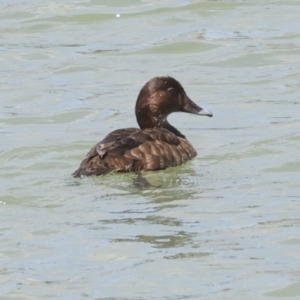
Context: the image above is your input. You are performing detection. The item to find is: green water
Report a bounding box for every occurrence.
[1,0,300,299]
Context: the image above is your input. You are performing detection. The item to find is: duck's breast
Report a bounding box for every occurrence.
[132,128,197,171]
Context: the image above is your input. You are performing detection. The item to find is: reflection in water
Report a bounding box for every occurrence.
[113,231,193,249]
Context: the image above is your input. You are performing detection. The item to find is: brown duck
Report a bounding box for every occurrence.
[72,76,212,177]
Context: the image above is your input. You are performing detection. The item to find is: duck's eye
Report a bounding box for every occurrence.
[167,87,176,94]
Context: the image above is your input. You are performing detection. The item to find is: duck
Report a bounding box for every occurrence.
[72,76,212,177]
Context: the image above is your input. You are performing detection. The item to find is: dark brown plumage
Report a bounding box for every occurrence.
[72,76,212,177]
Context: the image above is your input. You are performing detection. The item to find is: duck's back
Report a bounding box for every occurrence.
[72,127,197,177]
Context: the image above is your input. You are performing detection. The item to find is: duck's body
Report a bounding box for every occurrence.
[72,127,197,177]
[73,76,212,177]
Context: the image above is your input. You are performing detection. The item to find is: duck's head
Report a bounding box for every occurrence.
[135,76,213,130]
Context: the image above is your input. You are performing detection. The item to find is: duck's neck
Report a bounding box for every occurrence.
[136,106,186,139]
[163,121,186,139]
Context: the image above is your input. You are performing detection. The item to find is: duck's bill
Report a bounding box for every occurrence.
[197,107,213,117]
[183,95,213,117]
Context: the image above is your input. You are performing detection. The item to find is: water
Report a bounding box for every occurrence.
[1,0,300,299]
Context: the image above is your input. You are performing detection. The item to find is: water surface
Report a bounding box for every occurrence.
[1,0,300,299]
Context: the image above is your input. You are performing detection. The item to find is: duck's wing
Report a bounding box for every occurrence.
[72,128,197,177]
[72,128,139,177]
